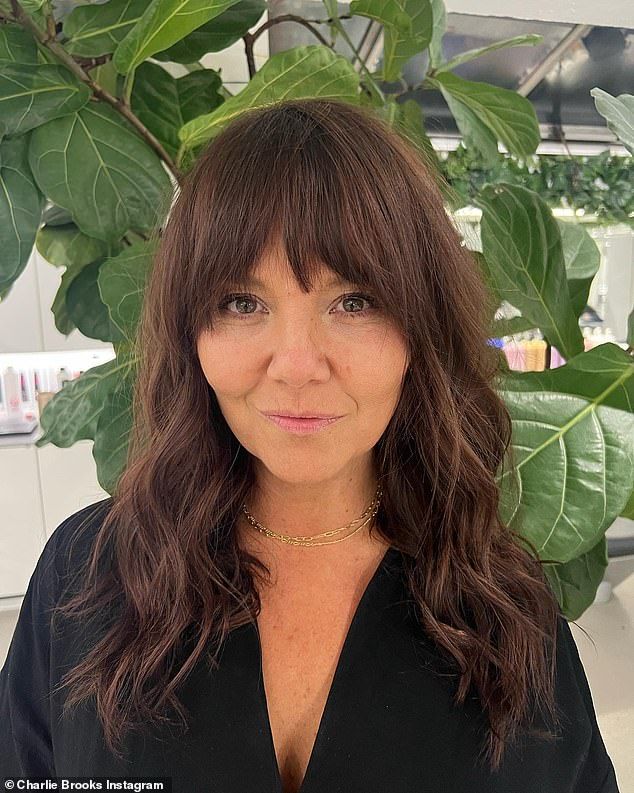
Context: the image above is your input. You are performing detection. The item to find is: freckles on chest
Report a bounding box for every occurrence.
[255,594,363,793]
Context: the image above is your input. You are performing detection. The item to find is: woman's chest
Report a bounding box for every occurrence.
[50,565,592,793]
[255,592,365,793]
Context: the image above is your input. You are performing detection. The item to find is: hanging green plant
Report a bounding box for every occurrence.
[440,145,633,226]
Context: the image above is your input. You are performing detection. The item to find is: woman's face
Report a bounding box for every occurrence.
[196,247,409,484]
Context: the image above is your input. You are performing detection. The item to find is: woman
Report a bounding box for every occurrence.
[0,98,619,792]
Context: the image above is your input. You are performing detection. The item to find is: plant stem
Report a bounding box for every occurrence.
[241,10,384,102]
[8,0,183,185]
[242,13,332,79]
[122,67,136,106]
[330,17,384,103]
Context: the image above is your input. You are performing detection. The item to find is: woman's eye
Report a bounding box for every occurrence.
[337,293,377,318]
[218,293,260,317]
[217,292,377,320]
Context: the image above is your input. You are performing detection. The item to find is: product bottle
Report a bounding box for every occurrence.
[57,367,71,389]
[2,366,22,415]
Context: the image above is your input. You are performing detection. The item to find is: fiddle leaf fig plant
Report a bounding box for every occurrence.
[0,0,632,619]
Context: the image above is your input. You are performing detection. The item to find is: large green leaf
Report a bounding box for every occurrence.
[382,0,433,82]
[36,222,110,268]
[501,342,634,412]
[41,203,73,226]
[98,239,156,340]
[621,487,634,521]
[0,2,47,35]
[590,88,634,154]
[43,229,124,334]
[435,34,542,74]
[153,0,266,63]
[557,220,600,320]
[474,183,584,360]
[348,0,413,35]
[113,0,243,74]
[62,0,152,58]
[66,257,127,342]
[0,135,45,296]
[28,102,173,242]
[0,22,39,64]
[485,219,601,338]
[492,315,538,338]
[350,0,433,82]
[442,96,499,167]
[93,369,135,493]
[179,45,361,150]
[131,62,223,158]
[543,536,609,620]
[90,61,122,96]
[498,343,634,563]
[427,0,446,69]
[35,355,135,446]
[428,71,540,158]
[0,64,91,136]
[51,256,92,335]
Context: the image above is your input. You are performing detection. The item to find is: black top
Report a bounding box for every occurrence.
[0,499,621,793]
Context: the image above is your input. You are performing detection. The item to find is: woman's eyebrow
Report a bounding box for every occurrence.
[236,275,354,290]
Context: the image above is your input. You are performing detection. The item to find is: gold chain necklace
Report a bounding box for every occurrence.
[240,483,383,547]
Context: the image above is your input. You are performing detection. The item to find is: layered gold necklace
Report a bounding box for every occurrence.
[240,483,383,547]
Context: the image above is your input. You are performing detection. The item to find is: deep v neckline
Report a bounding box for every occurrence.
[251,546,402,793]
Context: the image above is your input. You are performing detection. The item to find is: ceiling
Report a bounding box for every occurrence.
[267,2,633,148]
[401,15,633,145]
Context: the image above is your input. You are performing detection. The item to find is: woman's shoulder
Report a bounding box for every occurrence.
[40,497,115,603]
[550,613,620,792]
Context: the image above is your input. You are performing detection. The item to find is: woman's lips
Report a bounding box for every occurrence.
[262,413,343,434]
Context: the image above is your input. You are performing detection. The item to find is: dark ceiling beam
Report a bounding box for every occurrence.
[516,24,594,96]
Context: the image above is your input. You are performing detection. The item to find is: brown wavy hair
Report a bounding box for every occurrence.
[51,97,563,772]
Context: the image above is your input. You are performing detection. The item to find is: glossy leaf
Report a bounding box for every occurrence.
[66,258,127,342]
[63,0,152,58]
[0,135,45,296]
[131,62,223,157]
[475,183,584,360]
[51,257,92,335]
[351,0,433,82]
[348,0,413,35]
[492,315,538,338]
[621,487,634,521]
[93,367,136,493]
[35,355,135,447]
[98,239,156,340]
[591,88,634,154]
[179,45,360,149]
[36,222,110,268]
[0,64,91,136]
[28,102,173,242]
[153,0,266,63]
[90,61,122,96]
[0,23,39,64]
[428,71,540,158]
[435,34,542,74]
[498,343,634,563]
[427,0,446,69]
[442,94,499,167]
[382,0,432,82]
[557,220,600,319]
[113,0,242,74]
[41,204,73,226]
[543,536,608,620]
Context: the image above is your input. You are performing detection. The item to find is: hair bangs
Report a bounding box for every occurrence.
[180,101,417,344]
